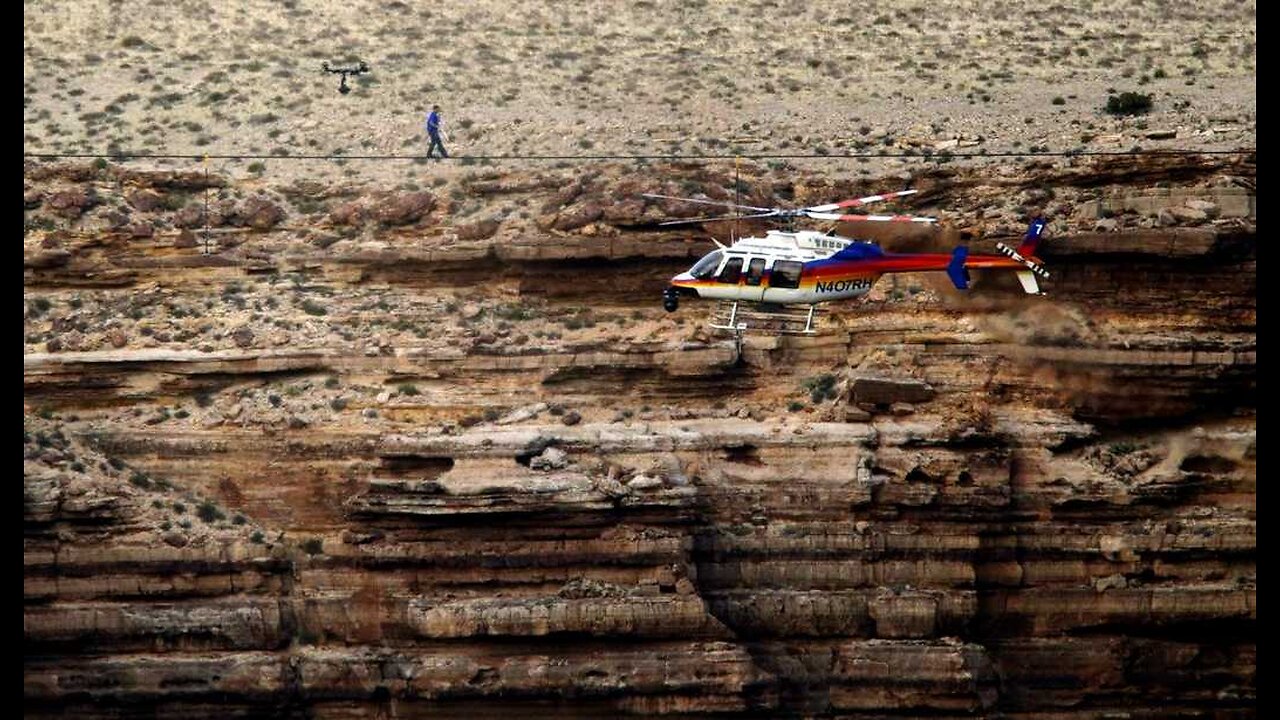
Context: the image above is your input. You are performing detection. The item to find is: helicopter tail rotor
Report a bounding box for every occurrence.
[994,217,1051,287]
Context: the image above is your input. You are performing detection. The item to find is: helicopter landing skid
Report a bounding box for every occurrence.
[709,301,819,336]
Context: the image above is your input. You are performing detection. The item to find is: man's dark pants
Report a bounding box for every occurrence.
[427,133,448,158]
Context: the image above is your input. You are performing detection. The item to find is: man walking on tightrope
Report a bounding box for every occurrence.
[425,105,448,159]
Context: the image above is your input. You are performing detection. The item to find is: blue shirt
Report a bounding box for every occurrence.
[426,111,441,135]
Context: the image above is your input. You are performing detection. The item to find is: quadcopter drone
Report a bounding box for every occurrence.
[321,61,370,95]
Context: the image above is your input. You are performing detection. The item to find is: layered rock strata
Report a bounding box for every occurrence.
[25,157,1255,717]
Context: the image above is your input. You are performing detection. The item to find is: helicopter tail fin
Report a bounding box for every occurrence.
[993,217,1050,294]
[946,246,971,290]
[1014,270,1041,295]
[1016,217,1048,257]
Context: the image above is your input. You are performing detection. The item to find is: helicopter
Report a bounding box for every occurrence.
[645,190,1050,333]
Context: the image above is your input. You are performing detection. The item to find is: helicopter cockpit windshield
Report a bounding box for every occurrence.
[688,250,724,279]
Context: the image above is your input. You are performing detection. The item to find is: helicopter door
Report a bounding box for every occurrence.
[763,259,802,302]
[741,257,767,301]
[717,256,744,284]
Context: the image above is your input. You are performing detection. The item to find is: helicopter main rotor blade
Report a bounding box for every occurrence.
[804,189,918,213]
[659,211,779,226]
[805,211,937,223]
[641,193,775,213]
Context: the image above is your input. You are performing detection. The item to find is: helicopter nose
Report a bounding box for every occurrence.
[671,272,694,284]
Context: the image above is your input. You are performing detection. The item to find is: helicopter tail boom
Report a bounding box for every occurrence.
[947,218,1050,294]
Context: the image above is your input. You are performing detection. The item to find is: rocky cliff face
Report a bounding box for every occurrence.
[24,156,1255,717]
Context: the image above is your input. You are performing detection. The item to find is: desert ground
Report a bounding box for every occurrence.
[25,0,1254,174]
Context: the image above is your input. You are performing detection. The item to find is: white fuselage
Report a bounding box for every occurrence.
[670,230,882,305]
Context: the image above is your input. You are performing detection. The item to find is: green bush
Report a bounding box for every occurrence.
[197,501,225,523]
[1104,92,1152,116]
[1109,441,1140,456]
[802,374,839,403]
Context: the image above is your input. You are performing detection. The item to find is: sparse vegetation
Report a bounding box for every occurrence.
[1104,91,1153,116]
[802,374,839,404]
[1108,441,1140,456]
[196,500,225,523]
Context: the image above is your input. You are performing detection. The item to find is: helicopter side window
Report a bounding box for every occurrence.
[770,260,802,289]
[688,250,724,279]
[745,257,766,286]
[717,256,744,284]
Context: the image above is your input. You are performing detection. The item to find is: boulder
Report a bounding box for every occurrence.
[601,198,646,224]
[1168,205,1207,223]
[329,201,365,226]
[851,377,935,406]
[1184,199,1220,219]
[46,188,97,218]
[374,191,435,225]
[126,189,164,212]
[455,219,500,241]
[530,446,569,471]
[231,326,255,348]
[174,229,199,248]
[174,204,205,228]
[552,201,605,231]
[241,197,285,230]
